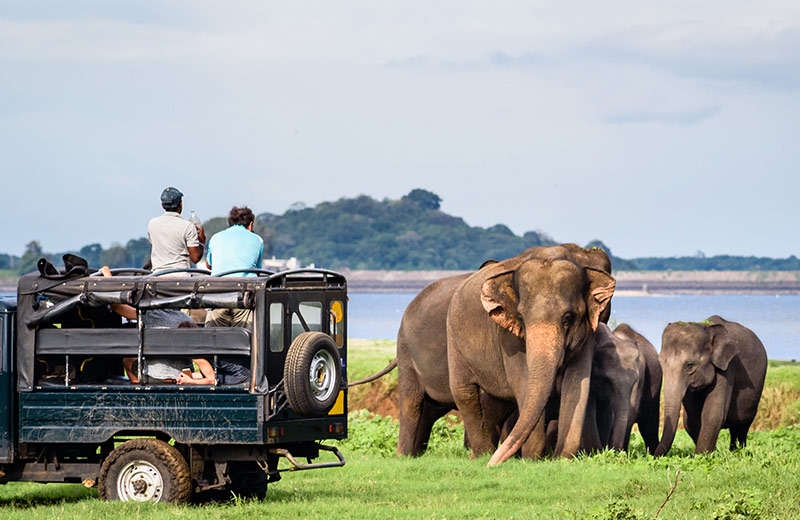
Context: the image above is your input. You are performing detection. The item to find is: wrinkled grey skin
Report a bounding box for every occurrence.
[447,250,615,466]
[396,273,470,456]
[395,244,612,457]
[583,323,662,454]
[655,315,767,456]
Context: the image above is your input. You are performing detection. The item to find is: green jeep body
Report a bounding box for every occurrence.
[0,266,348,501]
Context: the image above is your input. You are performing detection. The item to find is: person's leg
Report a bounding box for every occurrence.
[205,308,233,327]
[231,309,253,329]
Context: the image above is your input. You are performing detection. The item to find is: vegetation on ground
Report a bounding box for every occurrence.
[3,339,797,518]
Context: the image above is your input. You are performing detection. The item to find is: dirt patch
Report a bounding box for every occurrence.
[349,377,399,418]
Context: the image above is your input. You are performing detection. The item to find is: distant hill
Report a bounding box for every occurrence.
[3,188,799,273]
[257,189,558,270]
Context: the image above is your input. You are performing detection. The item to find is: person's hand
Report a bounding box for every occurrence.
[197,226,206,244]
[99,266,112,278]
[177,372,193,385]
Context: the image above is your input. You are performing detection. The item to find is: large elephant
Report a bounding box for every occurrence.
[583,323,661,454]
[395,244,612,457]
[396,272,470,455]
[655,315,767,456]
[447,251,616,466]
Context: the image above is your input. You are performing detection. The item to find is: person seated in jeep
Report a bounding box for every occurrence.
[127,321,249,385]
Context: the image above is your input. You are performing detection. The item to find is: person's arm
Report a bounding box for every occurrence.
[186,222,205,264]
[189,245,204,264]
[177,358,216,385]
[100,266,138,320]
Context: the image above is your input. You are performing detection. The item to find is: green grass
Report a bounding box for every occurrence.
[347,338,396,381]
[1,340,798,518]
[2,428,798,519]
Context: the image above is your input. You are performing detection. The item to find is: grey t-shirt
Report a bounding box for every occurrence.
[147,211,200,273]
[142,309,194,328]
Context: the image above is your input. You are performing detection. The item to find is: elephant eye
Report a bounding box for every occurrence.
[562,312,575,328]
[684,362,696,372]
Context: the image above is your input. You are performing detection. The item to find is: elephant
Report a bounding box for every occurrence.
[396,272,470,456]
[655,315,767,456]
[583,323,662,454]
[447,251,616,466]
[394,244,612,457]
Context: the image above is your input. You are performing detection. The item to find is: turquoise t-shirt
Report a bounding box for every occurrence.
[207,225,264,277]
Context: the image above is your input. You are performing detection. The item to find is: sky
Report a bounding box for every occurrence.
[1,1,798,260]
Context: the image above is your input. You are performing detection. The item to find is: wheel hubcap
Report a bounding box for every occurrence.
[309,349,336,402]
[117,460,164,502]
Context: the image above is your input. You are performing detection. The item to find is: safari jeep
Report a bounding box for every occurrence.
[0,260,348,503]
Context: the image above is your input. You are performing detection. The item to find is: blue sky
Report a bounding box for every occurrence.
[1,1,798,259]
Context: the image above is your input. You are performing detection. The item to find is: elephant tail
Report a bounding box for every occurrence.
[348,359,398,387]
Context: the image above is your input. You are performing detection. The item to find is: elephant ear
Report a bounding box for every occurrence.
[480,270,523,338]
[709,323,739,371]
[585,268,616,331]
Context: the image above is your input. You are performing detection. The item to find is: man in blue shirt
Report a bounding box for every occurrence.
[205,206,264,328]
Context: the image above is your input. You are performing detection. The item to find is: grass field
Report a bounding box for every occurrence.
[1,339,798,519]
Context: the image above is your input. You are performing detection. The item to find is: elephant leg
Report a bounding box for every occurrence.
[581,396,602,454]
[608,400,632,451]
[397,361,428,456]
[695,374,734,454]
[729,422,751,450]
[413,397,451,454]
[682,399,701,445]
[545,419,558,454]
[637,404,661,455]
[520,416,546,459]
[450,350,495,457]
[594,397,612,448]
[480,393,516,449]
[554,340,594,458]
[637,412,660,455]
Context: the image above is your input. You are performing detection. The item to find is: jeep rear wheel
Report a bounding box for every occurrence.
[284,332,342,416]
[98,438,192,504]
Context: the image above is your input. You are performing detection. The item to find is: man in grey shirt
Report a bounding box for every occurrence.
[147,187,206,273]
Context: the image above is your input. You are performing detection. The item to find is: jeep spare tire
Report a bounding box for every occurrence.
[284,332,342,417]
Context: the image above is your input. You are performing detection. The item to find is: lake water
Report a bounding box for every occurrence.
[3,291,797,360]
[348,292,800,361]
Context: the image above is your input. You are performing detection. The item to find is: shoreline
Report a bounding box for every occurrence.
[4,269,800,295]
[342,269,800,294]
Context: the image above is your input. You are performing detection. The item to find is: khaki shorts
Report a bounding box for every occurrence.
[205,308,253,328]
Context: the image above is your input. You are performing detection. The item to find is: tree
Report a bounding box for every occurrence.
[100,246,130,268]
[25,241,43,256]
[18,241,46,275]
[79,243,104,267]
[403,189,442,210]
[202,217,228,242]
[125,238,151,269]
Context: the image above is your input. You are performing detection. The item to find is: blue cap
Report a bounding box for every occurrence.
[160,187,183,209]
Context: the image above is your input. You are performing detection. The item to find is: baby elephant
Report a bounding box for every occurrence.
[583,323,662,454]
[656,315,767,456]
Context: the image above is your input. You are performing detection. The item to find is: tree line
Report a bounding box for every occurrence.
[2,189,799,273]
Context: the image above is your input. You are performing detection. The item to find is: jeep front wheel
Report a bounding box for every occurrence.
[284,332,342,416]
[98,438,192,504]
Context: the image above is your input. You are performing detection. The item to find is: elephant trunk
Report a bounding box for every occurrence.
[488,323,560,467]
[655,377,686,456]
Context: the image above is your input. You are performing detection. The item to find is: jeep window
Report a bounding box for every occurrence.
[330,300,344,347]
[269,302,284,353]
[291,301,323,342]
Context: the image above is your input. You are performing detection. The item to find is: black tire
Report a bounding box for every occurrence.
[284,331,342,417]
[98,438,192,504]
